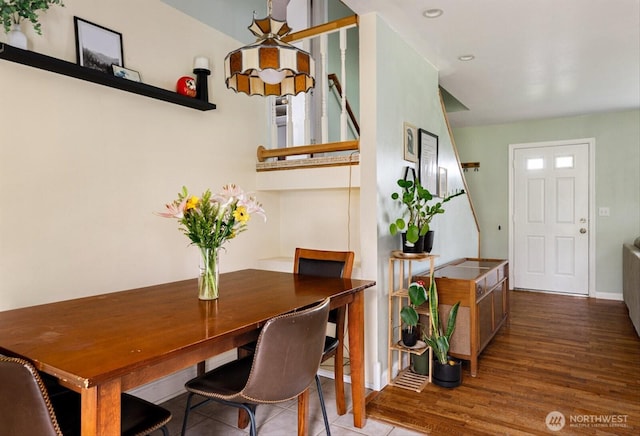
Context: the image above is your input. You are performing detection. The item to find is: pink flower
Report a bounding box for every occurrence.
[156,198,186,219]
[239,196,267,222]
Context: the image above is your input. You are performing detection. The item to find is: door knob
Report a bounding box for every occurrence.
[580,228,587,234]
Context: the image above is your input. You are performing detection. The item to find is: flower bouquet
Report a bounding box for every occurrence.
[157,184,266,300]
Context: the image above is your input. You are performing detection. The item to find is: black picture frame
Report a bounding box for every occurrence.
[74,17,123,74]
[403,122,418,163]
[418,128,438,195]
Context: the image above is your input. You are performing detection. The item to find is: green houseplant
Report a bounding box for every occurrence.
[422,277,462,387]
[400,281,428,346]
[389,177,465,251]
[1,0,64,35]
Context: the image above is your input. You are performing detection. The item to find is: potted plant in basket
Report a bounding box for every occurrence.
[400,281,428,347]
[422,278,462,387]
[389,177,465,253]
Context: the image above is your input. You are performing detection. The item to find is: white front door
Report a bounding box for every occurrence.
[511,141,591,294]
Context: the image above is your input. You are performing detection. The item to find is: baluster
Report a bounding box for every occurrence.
[340,28,347,141]
[271,96,278,149]
[320,33,329,144]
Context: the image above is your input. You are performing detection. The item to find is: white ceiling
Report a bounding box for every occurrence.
[342,0,640,127]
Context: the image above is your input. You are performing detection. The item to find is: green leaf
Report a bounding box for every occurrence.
[400,306,418,327]
[445,302,461,339]
[406,225,419,243]
[408,283,427,307]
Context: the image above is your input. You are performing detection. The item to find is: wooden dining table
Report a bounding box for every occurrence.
[0,269,375,435]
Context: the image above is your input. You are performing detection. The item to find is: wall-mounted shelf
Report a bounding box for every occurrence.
[0,43,216,111]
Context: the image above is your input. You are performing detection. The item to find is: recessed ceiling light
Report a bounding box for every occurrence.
[458,55,475,61]
[423,9,443,18]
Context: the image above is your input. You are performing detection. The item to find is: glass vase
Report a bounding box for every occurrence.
[198,247,219,300]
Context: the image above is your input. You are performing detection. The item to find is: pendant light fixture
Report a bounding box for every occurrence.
[224,0,315,96]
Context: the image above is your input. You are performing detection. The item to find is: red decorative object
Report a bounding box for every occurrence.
[176,76,197,97]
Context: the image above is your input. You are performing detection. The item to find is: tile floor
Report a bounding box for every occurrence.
[155,376,424,436]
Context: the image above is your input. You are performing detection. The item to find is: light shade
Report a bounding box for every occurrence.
[224,15,315,96]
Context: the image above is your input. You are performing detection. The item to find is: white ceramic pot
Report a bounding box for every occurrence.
[8,24,28,50]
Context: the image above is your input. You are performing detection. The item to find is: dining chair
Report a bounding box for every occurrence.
[181,298,331,436]
[237,247,355,430]
[294,247,355,418]
[0,356,172,436]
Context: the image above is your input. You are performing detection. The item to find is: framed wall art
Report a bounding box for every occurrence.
[112,65,141,82]
[438,167,448,197]
[74,17,124,74]
[403,122,418,163]
[418,128,438,194]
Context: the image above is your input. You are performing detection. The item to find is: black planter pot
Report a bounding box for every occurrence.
[401,233,425,253]
[423,230,435,253]
[432,357,462,388]
[401,328,419,347]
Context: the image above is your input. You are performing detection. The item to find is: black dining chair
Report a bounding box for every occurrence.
[0,355,171,436]
[181,298,331,436]
[237,248,355,431]
[293,248,355,418]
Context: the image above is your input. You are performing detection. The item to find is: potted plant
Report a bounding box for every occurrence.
[422,277,462,387]
[1,0,64,48]
[399,281,427,347]
[389,177,465,253]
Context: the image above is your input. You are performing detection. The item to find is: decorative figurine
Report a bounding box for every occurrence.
[176,76,196,97]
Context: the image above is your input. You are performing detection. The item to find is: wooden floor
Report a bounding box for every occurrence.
[366,290,640,435]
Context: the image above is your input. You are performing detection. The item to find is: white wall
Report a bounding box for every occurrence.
[0,0,276,311]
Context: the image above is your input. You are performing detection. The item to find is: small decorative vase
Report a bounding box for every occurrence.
[8,24,28,50]
[198,246,219,300]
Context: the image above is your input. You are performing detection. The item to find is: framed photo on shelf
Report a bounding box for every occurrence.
[112,65,141,82]
[403,122,418,163]
[419,128,438,195]
[438,167,448,197]
[74,17,124,74]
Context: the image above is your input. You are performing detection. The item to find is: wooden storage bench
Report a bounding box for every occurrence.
[413,258,509,376]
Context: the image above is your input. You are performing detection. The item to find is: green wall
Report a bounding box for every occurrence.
[454,109,640,297]
[360,13,478,382]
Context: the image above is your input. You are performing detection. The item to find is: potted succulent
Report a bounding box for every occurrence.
[422,277,462,387]
[389,177,465,253]
[1,0,64,48]
[400,281,427,347]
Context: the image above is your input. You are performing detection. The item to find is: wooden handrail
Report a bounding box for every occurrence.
[328,73,360,135]
[257,140,359,162]
[283,15,358,43]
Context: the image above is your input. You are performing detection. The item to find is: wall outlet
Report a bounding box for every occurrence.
[599,207,610,216]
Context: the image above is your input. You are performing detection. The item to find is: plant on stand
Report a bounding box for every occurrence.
[389,177,465,253]
[400,281,427,347]
[1,0,64,49]
[422,277,462,387]
[157,185,266,300]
